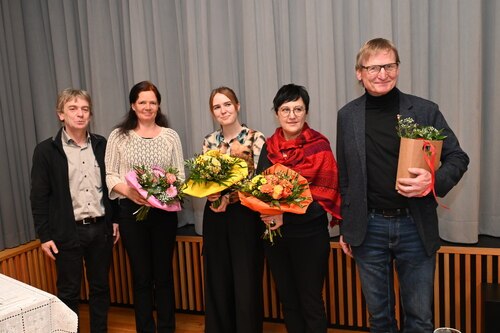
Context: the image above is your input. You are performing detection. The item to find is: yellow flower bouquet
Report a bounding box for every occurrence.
[183,150,248,206]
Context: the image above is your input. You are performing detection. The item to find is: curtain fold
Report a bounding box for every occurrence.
[0,0,497,250]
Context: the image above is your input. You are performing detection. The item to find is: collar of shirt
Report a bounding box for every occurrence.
[61,127,90,148]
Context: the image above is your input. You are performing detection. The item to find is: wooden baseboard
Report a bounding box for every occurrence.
[1,237,499,331]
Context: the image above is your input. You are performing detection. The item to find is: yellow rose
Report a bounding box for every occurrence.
[211,158,221,168]
[272,185,283,199]
[206,150,220,157]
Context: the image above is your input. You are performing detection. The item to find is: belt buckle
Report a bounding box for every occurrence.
[82,218,93,225]
[382,210,398,218]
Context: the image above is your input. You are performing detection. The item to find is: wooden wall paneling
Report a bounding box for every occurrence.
[335,249,346,326]
[2,238,500,332]
[184,241,195,310]
[346,251,354,326]
[434,253,441,327]
[192,241,203,311]
[453,254,461,332]
[444,253,451,326]
[475,253,482,333]
[465,253,472,333]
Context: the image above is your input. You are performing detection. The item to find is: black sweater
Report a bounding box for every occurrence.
[365,88,408,209]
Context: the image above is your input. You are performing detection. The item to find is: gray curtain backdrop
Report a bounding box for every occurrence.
[0,0,498,250]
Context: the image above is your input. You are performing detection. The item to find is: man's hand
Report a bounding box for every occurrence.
[396,167,432,197]
[339,235,353,257]
[112,223,120,244]
[41,240,58,260]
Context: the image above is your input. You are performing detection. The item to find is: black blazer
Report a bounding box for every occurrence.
[336,89,469,256]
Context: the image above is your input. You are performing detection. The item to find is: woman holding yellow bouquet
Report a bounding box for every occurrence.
[201,87,266,333]
[257,84,342,333]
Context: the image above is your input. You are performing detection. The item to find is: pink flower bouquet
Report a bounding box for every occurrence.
[125,165,183,221]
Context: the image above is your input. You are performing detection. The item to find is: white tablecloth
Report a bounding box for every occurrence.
[0,274,77,333]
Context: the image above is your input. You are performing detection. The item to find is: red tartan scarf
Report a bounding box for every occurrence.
[266,123,341,220]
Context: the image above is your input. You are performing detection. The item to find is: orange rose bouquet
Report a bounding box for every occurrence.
[238,163,312,244]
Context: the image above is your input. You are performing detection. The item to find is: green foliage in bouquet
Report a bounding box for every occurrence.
[396,115,447,141]
[184,150,246,187]
[134,165,184,205]
[239,171,310,209]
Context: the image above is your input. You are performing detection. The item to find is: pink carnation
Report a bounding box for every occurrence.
[166,185,178,197]
[152,166,165,178]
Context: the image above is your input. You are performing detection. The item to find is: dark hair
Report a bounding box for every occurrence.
[272,83,309,114]
[116,81,168,134]
[209,86,240,112]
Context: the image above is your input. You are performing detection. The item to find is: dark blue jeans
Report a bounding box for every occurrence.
[352,212,435,333]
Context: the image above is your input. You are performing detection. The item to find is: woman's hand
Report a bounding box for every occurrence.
[126,187,150,206]
[207,192,221,202]
[112,183,149,206]
[260,214,283,231]
[209,194,229,212]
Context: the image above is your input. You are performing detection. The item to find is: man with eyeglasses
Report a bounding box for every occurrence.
[336,38,469,332]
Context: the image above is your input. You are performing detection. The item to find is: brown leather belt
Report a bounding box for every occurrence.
[368,208,410,218]
[75,216,104,225]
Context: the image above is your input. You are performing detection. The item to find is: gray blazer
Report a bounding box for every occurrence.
[336,89,469,256]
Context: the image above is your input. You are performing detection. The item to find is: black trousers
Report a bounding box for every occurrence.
[118,199,178,333]
[203,202,264,333]
[55,221,113,333]
[264,222,330,333]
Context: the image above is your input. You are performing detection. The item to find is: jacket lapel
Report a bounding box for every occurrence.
[398,91,416,119]
[351,95,367,185]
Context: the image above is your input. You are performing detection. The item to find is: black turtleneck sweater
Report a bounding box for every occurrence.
[365,88,408,209]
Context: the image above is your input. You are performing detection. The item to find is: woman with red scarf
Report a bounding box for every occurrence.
[256,84,341,333]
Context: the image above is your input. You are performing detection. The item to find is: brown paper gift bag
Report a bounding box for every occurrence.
[396,138,443,186]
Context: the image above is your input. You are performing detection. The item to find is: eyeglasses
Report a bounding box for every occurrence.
[361,62,399,75]
[278,106,306,117]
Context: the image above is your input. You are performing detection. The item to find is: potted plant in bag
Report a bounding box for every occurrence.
[396,115,447,187]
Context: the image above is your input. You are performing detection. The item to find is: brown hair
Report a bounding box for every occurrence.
[56,88,92,117]
[209,87,240,113]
